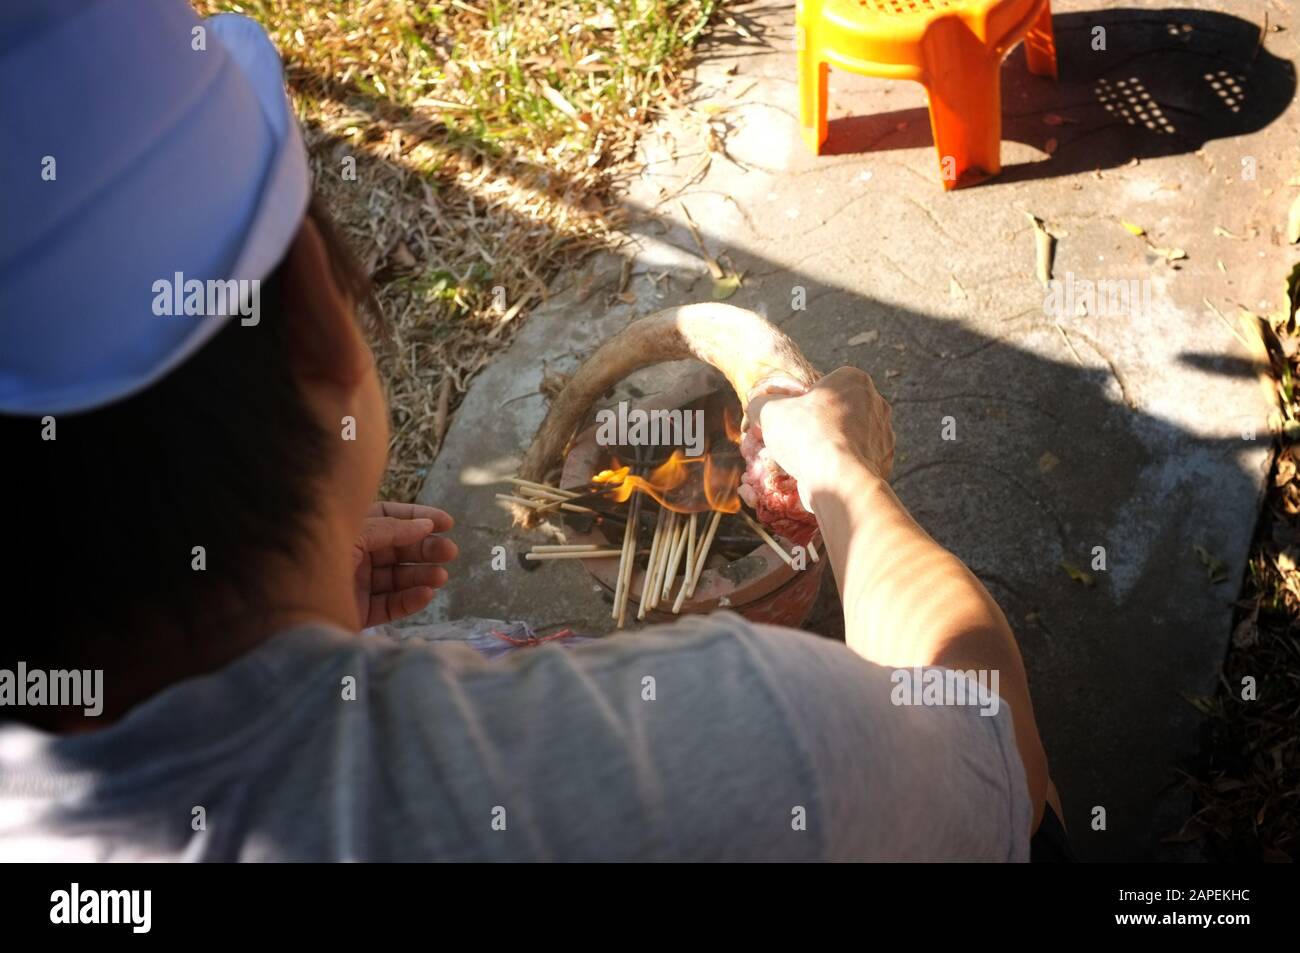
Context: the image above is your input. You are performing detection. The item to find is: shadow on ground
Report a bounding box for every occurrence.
[614,200,1271,860]
[340,1,1292,861]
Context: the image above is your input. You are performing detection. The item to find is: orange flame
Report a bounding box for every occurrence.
[594,450,740,514]
[723,405,741,444]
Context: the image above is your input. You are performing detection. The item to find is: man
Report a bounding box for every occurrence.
[0,0,1065,860]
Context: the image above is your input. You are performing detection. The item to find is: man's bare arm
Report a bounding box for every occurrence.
[756,369,1050,831]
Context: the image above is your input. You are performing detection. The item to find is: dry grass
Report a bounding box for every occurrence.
[1176,263,1300,862]
[193,0,721,499]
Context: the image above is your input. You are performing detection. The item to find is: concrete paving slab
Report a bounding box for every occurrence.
[418,0,1300,859]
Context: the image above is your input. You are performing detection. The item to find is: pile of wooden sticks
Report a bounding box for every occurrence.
[499,476,816,628]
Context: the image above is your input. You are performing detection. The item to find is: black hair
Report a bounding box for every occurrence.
[4,197,376,663]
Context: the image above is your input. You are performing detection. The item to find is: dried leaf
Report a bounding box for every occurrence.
[1231,614,1259,649]
[711,273,741,300]
[1195,544,1229,584]
[1060,560,1095,587]
[391,241,417,268]
[1275,456,1296,487]
[433,377,452,446]
[1024,212,1056,286]
[1180,691,1218,716]
[539,83,580,121]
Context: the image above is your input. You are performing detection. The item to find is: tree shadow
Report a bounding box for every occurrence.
[309,48,1277,855]
[813,7,1294,184]
[572,180,1273,861]
[176,21,1282,862]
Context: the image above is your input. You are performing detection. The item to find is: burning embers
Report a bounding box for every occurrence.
[501,391,820,628]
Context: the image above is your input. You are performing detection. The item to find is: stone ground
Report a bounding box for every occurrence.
[416,0,1300,859]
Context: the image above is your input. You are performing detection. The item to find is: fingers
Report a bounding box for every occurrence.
[366,585,436,627]
[369,563,450,596]
[366,501,454,532]
[358,516,459,567]
[391,533,458,566]
[358,516,435,558]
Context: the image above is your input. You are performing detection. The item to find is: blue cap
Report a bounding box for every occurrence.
[0,0,310,414]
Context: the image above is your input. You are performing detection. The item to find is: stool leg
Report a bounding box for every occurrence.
[1024,0,1058,80]
[923,49,1002,189]
[797,24,828,154]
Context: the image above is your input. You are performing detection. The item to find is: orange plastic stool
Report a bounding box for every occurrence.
[797,0,1057,188]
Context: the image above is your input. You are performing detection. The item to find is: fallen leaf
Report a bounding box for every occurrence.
[1194,544,1229,584]
[1060,561,1095,587]
[847,329,879,347]
[1180,692,1218,717]
[1275,455,1296,486]
[1121,220,1146,236]
[1024,212,1056,286]
[391,241,416,268]
[711,273,741,300]
[433,377,452,446]
[540,83,580,121]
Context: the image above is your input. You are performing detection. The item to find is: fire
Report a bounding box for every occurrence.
[593,449,740,514]
[723,405,742,444]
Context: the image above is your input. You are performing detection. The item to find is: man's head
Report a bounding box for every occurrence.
[5,199,390,660]
[2,5,392,660]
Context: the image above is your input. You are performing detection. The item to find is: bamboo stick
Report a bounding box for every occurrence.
[531,544,602,552]
[507,477,579,499]
[495,493,595,516]
[650,511,679,610]
[638,506,668,620]
[615,490,644,627]
[661,513,687,601]
[686,513,696,580]
[611,503,635,621]
[740,511,794,568]
[525,550,625,560]
[671,513,698,614]
[685,509,723,599]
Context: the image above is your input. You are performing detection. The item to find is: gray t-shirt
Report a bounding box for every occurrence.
[0,613,1030,861]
